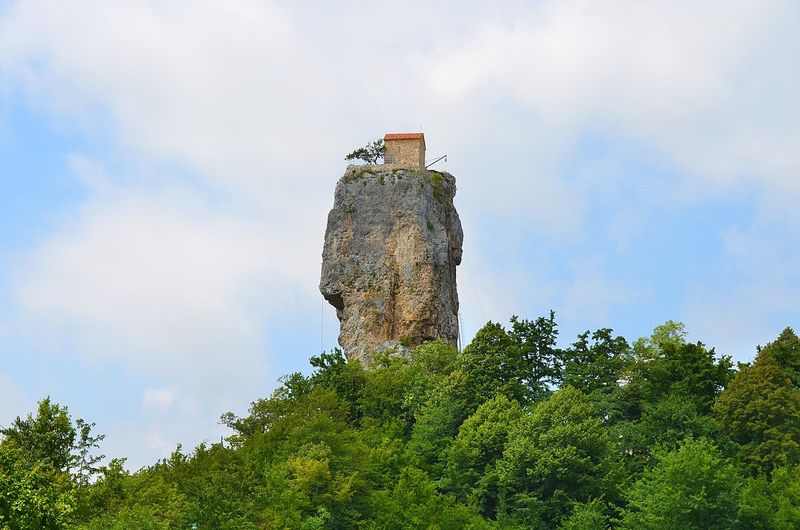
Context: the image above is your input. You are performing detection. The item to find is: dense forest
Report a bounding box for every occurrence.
[2,315,800,529]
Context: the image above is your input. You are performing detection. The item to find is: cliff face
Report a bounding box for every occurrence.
[320,165,463,364]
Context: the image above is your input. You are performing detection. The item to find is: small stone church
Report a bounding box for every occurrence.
[383,132,426,169]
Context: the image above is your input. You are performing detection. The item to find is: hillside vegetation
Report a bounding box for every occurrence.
[2,315,800,529]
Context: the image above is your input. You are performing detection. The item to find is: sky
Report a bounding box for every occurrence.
[1,0,799,469]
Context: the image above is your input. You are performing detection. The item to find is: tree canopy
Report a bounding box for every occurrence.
[344,139,385,164]
[2,319,798,529]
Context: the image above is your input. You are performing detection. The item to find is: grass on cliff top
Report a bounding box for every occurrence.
[340,166,451,203]
[342,164,427,182]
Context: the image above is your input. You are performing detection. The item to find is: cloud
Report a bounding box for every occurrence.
[0,0,440,194]
[5,0,794,320]
[11,172,312,466]
[145,432,173,454]
[67,154,110,192]
[14,179,311,384]
[423,0,800,201]
[3,1,797,225]
[0,372,28,424]
[142,386,178,415]
[681,219,800,361]
[1,0,799,465]
[561,254,649,326]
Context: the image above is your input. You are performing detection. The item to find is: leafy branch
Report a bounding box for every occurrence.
[345,138,384,164]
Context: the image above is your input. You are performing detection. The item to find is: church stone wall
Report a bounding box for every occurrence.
[384,138,425,168]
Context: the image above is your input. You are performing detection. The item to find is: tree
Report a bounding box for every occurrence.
[662,341,733,414]
[619,322,732,420]
[359,354,418,429]
[618,438,741,530]
[345,139,384,164]
[407,324,522,472]
[0,442,76,529]
[759,327,800,387]
[714,351,800,475]
[1,397,77,472]
[497,386,611,527]
[0,397,105,483]
[563,328,629,421]
[455,314,562,409]
[362,467,491,530]
[633,320,688,353]
[616,391,716,475]
[738,464,800,529]
[508,312,562,400]
[407,369,471,474]
[441,395,524,517]
[309,349,367,425]
[0,398,105,529]
[458,321,523,406]
[29,316,800,527]
[402,340,460,417]
[559,499,608,530]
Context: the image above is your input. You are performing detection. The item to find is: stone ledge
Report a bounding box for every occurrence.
[343,163,424,181]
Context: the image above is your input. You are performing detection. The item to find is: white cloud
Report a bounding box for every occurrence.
[67,154,110,192]
[14,180,311,383]
[142,386,178,415]
[0,372,28,424]
[103,407,231,469]
[682,220,800,362]
[1,0,799,465]
[11,176,306,466]
[561,254,649,327]
[423,0,800,201]
[145,432,173,454]
[0,0,440,196]
[3,1,797,222]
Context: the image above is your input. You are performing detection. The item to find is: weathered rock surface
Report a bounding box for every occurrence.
[320,165,463,364]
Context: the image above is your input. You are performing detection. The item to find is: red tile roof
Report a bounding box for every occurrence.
[384,133,424,140]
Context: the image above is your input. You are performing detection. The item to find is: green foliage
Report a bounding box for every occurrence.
[606,322,734,481]
[360,354,417,427]
[498,386,611,527]
[428,171,444,184]
[363,467,492,529]
[738,464,800,529]
[563,328,629,420]
[617,323,733,423]
[0,397,105,529]
[508,312,562,399]
[309,348,367,424]
[78,505,173,530]
[632,319,687,355]
[663,341,734,413]
[427,171,446,201]
[454,314,561,409]
[411,339,460,375]
[759,327,800,386]
[0,442,75,529]
[559,499,608,530]
[6,318,800,528]
[459,321,524,405]
[618,438,740,530]
[345,138,384,164]
[714,350,800,475]
[78,469,191,529]
[407,371,470,473]
[616,391,717,475]
[441,395,524,516]
[564,329,628,395]
[2,398,85,474]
